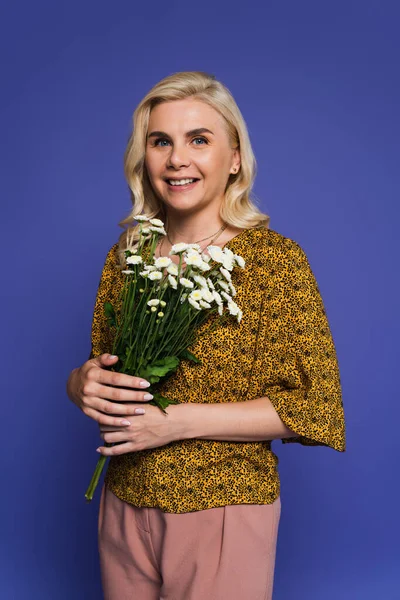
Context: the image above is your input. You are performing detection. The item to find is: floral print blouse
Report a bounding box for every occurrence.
[88,226,346,513]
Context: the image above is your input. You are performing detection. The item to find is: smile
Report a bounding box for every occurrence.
[165,178,200,191]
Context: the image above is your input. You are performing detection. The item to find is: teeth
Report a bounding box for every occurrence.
[168,178,196,186]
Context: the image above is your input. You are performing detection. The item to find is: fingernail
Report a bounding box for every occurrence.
[144,393,153,400]
[139,380,151,387]
[96,448,102,453]
[109,355,118,359]
[120,419,131,425]
[135,408,145,415]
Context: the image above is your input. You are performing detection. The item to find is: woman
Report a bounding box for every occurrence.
[67,71,346,600]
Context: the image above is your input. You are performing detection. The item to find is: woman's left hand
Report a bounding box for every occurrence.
[96,403,187,456]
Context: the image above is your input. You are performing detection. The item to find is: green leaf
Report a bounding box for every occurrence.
[151,394,180,412]
[104,302,116,327]
[179,348,202,364]
[139,356,180,382]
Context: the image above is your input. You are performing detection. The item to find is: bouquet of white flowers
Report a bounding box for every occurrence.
[85,215,245,501]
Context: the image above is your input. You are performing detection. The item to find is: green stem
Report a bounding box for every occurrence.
[84,442,112,502]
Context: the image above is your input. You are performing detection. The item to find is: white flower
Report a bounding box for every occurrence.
[180,277,194,289]
[196,261,210,272]
[139,270,149,278]
[149,226,167,235]
[189,289,203,302]
[144,265,157,271]
[188,298,202,310]
[160,300,166,307]
[207,245,225,264]
[141,227,151,235]
[170,243,189,254]
[187,243,202,251]
[221,291,232,303]
[157,311,164,317]
[184,252,203,267]
[147,299,160,307]
[229,282,237,296]
[206,277,215,291]
[126,255,143,265]
[148,271,163,281]
[222,248,235,271]
[219,267,232,282]
[154,256,172,268]
[199,300,212,309]
[135,215,149,222]
[200,288,214,303]
[201,252,211,263]
[166,262,179,276]
[149,218,165,227]
[193,274,208,288]
[227,300,240,316]
[216,279,230,293]
[237,309,243,323]
[222,257,234,271]
[122,269,134,274]
[218,304,223,315]
[180,292,188,303]
[234,253,245,268]
[212,290,223,306]
[150,306,157,312]
[168,274,177,289]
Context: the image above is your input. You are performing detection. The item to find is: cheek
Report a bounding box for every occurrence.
[144,152,161,179]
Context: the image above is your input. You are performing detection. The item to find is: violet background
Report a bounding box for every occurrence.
[1,0,399,598]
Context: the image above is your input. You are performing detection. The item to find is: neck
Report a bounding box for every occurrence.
[164,212,226,244]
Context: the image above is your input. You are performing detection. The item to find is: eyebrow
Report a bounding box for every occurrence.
[147,127,214,140]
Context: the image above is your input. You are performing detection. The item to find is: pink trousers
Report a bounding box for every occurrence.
[98,484,281,600]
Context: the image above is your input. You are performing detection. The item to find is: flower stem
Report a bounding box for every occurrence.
[84,443,112,502]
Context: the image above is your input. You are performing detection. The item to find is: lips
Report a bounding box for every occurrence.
[165,179,200,191]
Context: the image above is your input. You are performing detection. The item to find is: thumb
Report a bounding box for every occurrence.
[97,353,119,366]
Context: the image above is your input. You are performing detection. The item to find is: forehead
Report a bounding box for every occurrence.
[148,98,225,132]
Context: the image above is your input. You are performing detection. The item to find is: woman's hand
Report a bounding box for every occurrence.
[96,402,188,456]
[66,354,154,427]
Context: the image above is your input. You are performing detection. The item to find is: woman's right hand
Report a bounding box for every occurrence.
[66,354,154,427]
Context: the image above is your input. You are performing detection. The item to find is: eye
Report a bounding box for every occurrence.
[152,136,209,147]
[192,136,208,145]
[153,138,170,147]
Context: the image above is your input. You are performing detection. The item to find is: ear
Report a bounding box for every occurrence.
[230,147,241,174]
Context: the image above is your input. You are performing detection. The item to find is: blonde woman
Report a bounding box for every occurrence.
[67,71,346,600]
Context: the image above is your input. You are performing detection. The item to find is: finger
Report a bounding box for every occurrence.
[84,397,150,419]
[100,409,146,432]
[92,382,154,403]
[89,353,119,368]
[95,368,151,391]
[96,441,135,456]
[84,406,135,427]
[102,430,133,444]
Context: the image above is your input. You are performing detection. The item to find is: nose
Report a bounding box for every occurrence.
[166,141,191,169]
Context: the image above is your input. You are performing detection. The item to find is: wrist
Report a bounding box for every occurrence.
[166,402,197,441]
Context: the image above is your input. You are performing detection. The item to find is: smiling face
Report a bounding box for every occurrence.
[144,98,240,220]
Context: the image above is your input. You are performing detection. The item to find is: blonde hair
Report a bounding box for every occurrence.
[117,70,270,266]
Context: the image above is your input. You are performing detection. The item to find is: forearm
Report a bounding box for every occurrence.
[172,396,299,442]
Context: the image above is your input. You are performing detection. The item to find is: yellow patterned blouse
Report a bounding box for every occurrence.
[89,226,346,513]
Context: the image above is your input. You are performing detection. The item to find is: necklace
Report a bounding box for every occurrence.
[166,223,226,246]
[157,222,228,258]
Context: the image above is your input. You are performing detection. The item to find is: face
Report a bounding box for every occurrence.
[144,98,240,218]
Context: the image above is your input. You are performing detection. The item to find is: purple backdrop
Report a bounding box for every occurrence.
[2,0,399,598]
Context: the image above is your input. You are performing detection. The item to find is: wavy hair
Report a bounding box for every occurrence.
[117,71,270,266]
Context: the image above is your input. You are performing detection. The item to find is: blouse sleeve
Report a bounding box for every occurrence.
[88,243,121,361]
[260,239,346,452]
